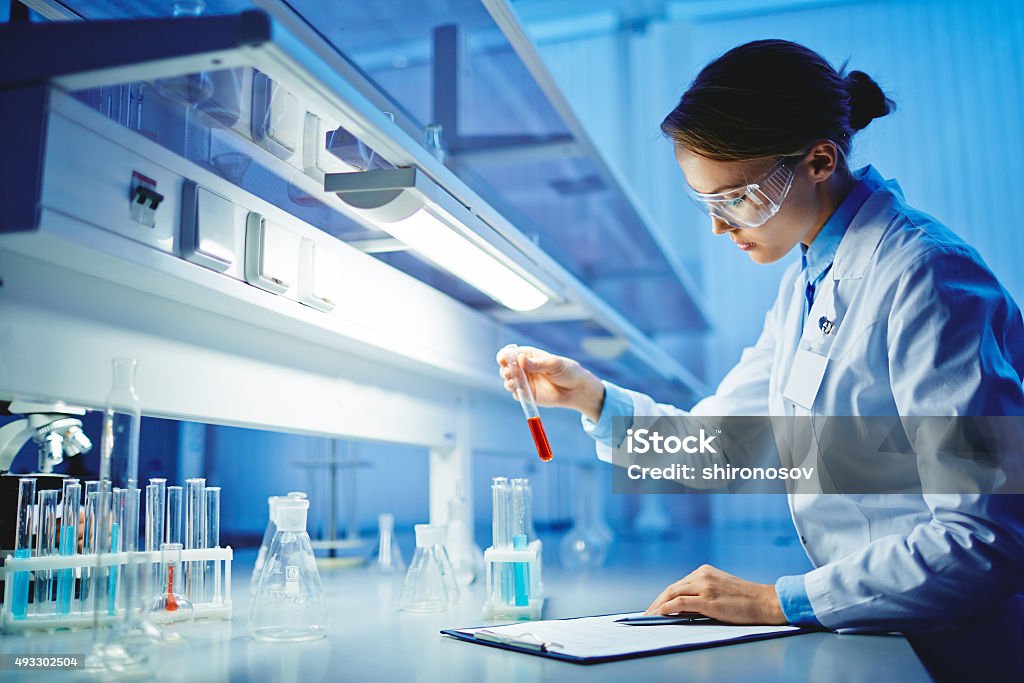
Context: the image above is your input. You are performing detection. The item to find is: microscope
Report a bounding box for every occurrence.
[0,400,94,557]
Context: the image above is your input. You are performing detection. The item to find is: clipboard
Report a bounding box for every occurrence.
[442,612,811,664]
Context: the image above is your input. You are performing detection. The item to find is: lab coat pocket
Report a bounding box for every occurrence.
[783,347,829,410]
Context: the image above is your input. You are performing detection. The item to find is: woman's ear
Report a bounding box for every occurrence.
[806,140,839,181]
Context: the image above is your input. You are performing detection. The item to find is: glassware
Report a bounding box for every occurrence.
[34,489,58,616]
[251,492,306,596]
[90,357,160,672]
[445,488,483,587]
[166,485,183,545]
[249,497,328,642]
[11,477,36,619]
[399,524,459,612]
[204,486,221,605]
[184,478,206,602]
[559,465,610,570]
[80,490,100,614]
[57,481,82,614]
[148,542,194,634]
[498,344,554,461]
[146,479,166,600]
[370,513,406,574]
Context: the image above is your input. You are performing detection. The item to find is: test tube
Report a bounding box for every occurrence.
[146,479,167,598]
[85,480,99,497]
[91,481,112,627]
[512,478,536,541]
[57,482,82,614]
[12,478,36,619]
[184,478,206,602]
[491,477,514,606]
[80,490,99,614]
[122,487,142,620]
[34,489,59,616]
[108,488,125,615]
[166,485,183,545]
[204,486,221,605]
[499,344,554,462]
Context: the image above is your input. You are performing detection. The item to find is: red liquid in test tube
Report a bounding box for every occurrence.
[527,416,553,462]
[501,344,555,462]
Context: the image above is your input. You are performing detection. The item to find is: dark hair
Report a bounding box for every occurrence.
[660,40,895,161]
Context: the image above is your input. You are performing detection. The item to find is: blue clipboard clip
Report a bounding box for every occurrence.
[475,629,564,653]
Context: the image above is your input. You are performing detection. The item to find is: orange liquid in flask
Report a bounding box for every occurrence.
[165,564,178,612]
[528,416,554,462]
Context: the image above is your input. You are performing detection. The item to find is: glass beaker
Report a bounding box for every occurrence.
[249,497,328,642]
[399,524,459,612]
[370,513,406,574]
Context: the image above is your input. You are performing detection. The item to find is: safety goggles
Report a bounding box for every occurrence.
[689,156,798,229]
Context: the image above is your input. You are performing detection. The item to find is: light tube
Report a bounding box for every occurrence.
[386,209,548,312]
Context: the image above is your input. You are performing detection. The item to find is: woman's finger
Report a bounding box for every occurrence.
[655,595,703,616]
[645,578,695,615]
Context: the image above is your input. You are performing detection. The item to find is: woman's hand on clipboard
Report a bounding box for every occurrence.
[644,564,788,625]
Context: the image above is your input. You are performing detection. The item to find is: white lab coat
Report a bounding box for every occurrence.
[595,167,1024,629]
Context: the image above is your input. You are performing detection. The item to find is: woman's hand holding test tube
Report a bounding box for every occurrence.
[496,346,606,423]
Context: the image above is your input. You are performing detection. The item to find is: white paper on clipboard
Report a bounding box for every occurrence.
[449,613,799,660]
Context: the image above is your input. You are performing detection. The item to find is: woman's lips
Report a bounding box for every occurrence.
[734,240,756,251]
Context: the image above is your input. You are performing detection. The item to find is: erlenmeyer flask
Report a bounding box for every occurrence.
[249,497,328,642]
[370,513,406,574]
[399,525,459,612]
[251,492,306,596]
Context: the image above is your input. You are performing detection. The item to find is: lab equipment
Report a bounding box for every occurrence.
[146,479,166,596]
[34,489,58,616]
[399,524,459,613]
[167,485,183,545]
[444,488,483,586]
[184,478,206,602]
[11,477,36,619]
[0,401,92,474]
[104,358,141,491]
[80,489,99,613]
[108,487,125,615]
[148,543,193,630]
[559,464,610,570]
[249,496,328,642]
[251,491,307,595]
[483,477,543,620]
[370,513,405,574]
[498,344,554,461]
[204,486,221,605]
[57,481,81,614]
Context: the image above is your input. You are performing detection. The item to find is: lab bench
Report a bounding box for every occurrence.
[0,536,934,683]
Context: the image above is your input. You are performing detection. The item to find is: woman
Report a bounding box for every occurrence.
[496,40,1024,631]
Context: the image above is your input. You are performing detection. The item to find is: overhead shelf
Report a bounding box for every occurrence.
[5,0,708,403]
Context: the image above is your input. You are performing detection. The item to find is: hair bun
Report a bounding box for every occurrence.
[844,70,894,131]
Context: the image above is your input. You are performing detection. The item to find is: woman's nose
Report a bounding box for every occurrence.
[710,215,735,235]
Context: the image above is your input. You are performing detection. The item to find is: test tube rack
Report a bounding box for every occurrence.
[482,539,544,621]
[0,547,233,633]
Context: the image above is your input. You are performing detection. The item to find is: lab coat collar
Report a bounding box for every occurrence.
[831,166,904,280]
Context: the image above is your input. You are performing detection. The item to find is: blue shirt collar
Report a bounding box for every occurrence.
[800,166,880,283]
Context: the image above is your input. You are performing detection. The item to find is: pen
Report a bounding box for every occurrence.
[615,614,717,625]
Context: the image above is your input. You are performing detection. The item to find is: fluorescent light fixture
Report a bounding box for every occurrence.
[325,168,550,311]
